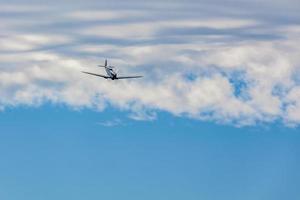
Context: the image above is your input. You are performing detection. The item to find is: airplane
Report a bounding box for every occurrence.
[82,59,143,80]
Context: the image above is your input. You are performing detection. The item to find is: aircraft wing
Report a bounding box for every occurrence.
[117,76,143,79]
[82,71,110,79]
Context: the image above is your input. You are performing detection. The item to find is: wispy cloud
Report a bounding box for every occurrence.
[97,118,124,127]
[0,0,300,126]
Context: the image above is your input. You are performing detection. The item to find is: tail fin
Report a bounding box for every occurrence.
[98,59,108,68]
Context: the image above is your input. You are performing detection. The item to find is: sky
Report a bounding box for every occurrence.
[0,0,300,199]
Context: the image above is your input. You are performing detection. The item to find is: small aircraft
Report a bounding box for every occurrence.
[82,59,143,80]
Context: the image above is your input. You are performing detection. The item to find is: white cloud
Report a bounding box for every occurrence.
[0,1,300,126]
[285,87,300,124]
[0,34,71,52]
[98,118,124,127]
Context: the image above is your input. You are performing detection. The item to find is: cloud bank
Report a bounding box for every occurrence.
[0,0,300,126]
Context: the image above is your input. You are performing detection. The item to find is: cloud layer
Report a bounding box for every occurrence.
[1,0,300,126]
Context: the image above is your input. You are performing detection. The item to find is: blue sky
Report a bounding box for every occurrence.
[0,0,300,199]
[0,106,300,199]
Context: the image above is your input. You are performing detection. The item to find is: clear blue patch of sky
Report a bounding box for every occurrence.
[0,105,299,200]
[228,71,251,100]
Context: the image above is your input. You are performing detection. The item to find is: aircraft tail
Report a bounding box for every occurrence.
[98,59,108,68]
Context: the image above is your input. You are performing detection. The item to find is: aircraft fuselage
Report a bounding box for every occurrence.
[105,67,117,80]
